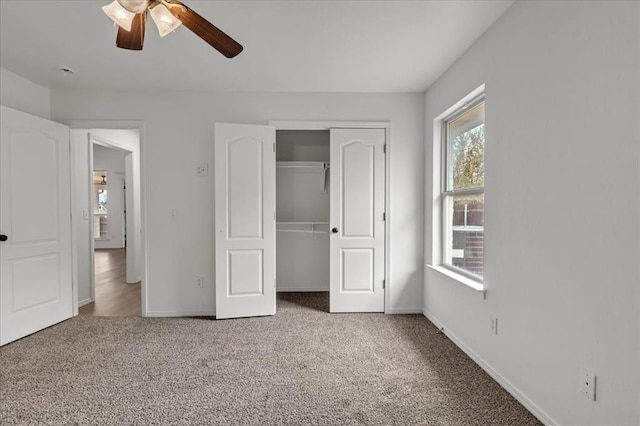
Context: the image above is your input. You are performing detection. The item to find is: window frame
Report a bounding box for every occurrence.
[440,95,485,282]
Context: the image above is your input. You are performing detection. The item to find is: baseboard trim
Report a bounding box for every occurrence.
[145,310,215,318]
[387,307,423,314]
[276,287,329,292]
[78,298,93,307]
[423,310,558,426]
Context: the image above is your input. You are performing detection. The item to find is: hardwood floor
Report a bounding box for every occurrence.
[79,249,141,316]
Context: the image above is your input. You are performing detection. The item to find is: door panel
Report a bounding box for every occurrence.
[215,123,275,319]
[10,132,59,242]
[1,106,73,346]
[330,128,385,312]
[11,254,61,311]
[227,250,264,296]
[342,142,375,238]
[342,249,374,292]
[227,138,264,239]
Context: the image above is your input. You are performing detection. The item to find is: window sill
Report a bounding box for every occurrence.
[427,265,486,296]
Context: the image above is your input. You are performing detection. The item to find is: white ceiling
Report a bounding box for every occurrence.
[0,0,512,93]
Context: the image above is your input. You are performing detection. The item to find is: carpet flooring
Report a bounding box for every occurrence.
[0,293,541,425]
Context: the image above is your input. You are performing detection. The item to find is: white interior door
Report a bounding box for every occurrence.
[330,128,385,312]
[215,123,276,319]
[0,106,73,345]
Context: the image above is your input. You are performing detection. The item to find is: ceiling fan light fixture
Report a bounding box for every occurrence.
[102,0,136,32]
[117,0,150,14]
[150,3,183,37]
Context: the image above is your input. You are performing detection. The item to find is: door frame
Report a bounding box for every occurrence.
[89,135,137,297]
[268,120,391,314]
[67,120,148,317]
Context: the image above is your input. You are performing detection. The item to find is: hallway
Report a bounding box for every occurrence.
[79,249,140,316]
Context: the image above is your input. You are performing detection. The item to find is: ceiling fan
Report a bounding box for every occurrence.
[102,0,243,58]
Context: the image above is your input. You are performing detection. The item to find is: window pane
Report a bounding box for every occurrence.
[444,193,484,278]
[93,171,108,239]
[447,102,485,191]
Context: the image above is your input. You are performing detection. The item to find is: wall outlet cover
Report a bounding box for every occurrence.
[580,368,596,401]
[196,164,208,177]
[196,276,204,288]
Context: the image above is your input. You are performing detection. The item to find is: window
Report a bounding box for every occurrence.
[442,98,485,280]
[93,170,108,239]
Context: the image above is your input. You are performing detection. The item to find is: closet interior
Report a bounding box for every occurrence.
[275,130,330,292]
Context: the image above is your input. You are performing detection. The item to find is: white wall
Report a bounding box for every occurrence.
[0,68,50,119]
[51,91,425,316]
[424,2,640,425]
[93,145,126,249]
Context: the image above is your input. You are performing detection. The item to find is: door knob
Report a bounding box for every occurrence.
[0,235,7,242]
[331,228,339,234]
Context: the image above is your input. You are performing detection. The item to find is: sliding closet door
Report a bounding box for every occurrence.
[330,128,385,312]
[214,123,276,319]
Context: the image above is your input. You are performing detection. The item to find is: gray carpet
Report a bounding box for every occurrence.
[0,293,541,425]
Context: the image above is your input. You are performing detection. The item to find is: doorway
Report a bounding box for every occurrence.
[71,127,144,317]
[275,130,331,311]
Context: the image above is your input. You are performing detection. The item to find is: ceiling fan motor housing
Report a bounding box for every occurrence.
[117,0,150,14]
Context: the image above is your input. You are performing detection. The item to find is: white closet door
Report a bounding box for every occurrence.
[215,123,276,319]
[0,106,73,346]
[330,128,385,312]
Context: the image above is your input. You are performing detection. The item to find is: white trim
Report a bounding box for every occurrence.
[384,125,391,314]
[269,120,392,315]
[69,131,79,317]
[78,297,93,308]
[427,264,486,295]
[423,311,558,426]
[146,310,214,318]
[434,85,486,124]
[387,307,423,314]
[268,120,390,130]
[92,134,133,153]
[88,137,96,304]
[276,287,329,292]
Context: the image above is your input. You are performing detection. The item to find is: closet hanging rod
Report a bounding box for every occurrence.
[276,229,329,234]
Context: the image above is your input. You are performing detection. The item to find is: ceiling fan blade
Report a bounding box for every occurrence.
[166,1,243,58]
[116,12,147,51]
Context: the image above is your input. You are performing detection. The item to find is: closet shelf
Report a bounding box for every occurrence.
[276,221,329,234]
[276,161,330,169]
[277,222,328,225]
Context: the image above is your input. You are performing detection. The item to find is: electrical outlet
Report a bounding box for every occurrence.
[490,315,498,335]
[580,368,596,401]
[195,276,204,288]
[196,163,208,177]
[82,210,89,220]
